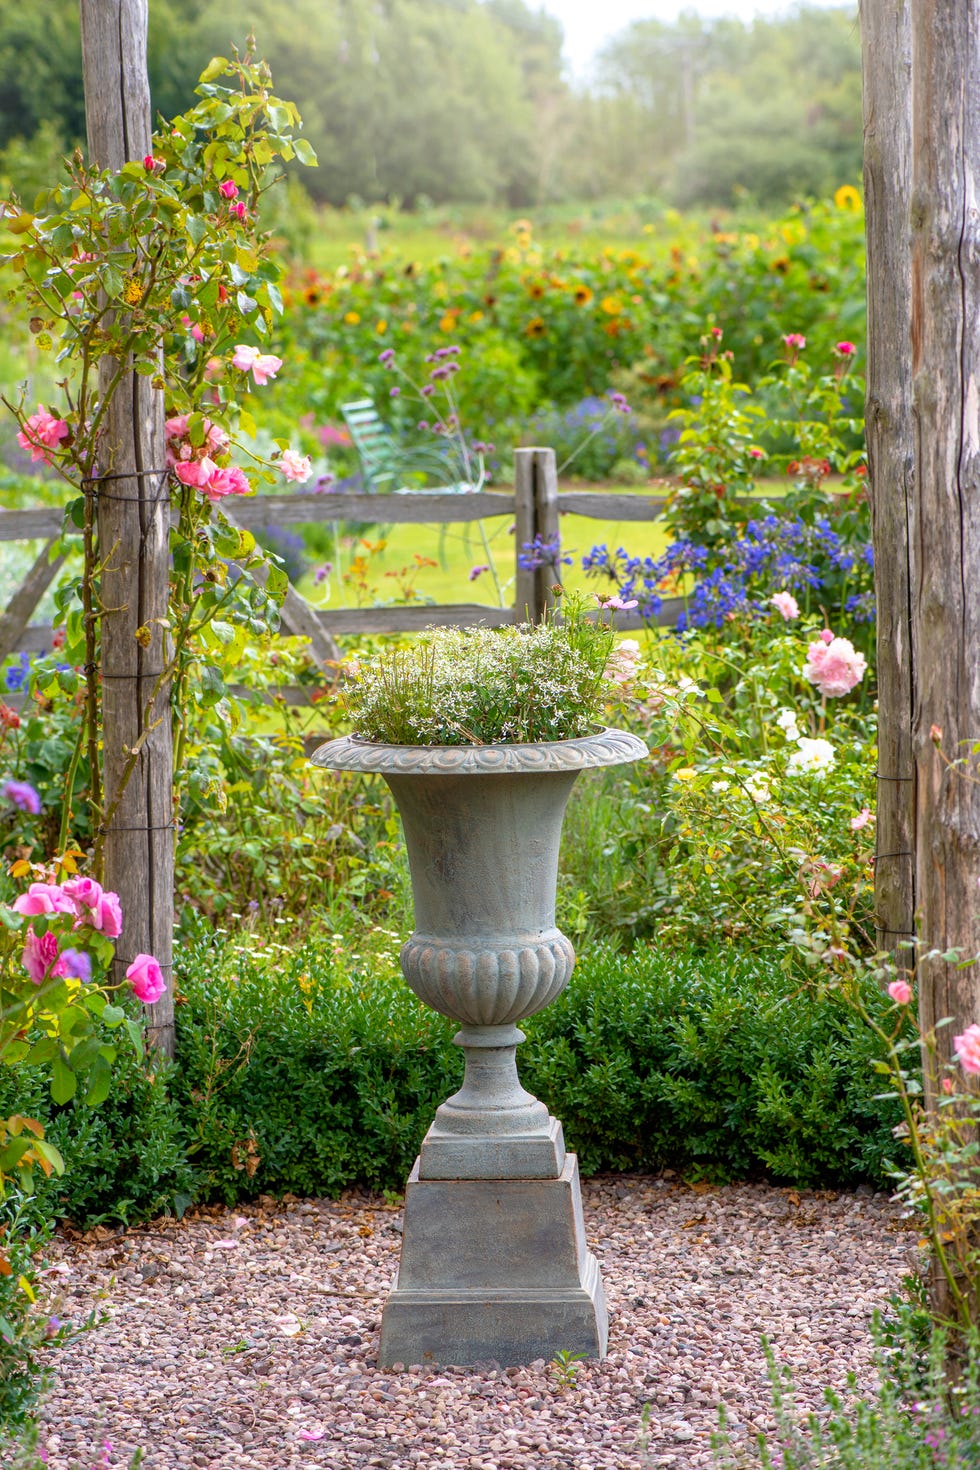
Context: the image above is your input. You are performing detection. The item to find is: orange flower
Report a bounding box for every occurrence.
[573,284,593,306]
[525,316,546,338]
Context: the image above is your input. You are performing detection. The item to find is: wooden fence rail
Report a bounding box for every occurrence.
[0,448,679,706]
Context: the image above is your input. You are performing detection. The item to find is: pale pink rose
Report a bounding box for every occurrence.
[802,635,867,698]
[206,421,230,454]
[190,323,205,344]
[279,449,312,483]
[13,882,75,917]
[22,927,68,985]
[953,1023,980,1075]
[850,807,873,831]
[887,979,913,1006]
[249,353,283,386]
[783,333,806,351]
[818,628,834,645]
[232,344,260,372]
[17,407,69,463]
[126,953,167,1005]
[942,1076,955,1095]
[770,591,799,621]
[203,465,251,500]
[165,413,190,441]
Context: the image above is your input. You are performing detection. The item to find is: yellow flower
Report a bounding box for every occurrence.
[439,311,459,333]
[375,319,387,334]
[834,184,862,212]
[525,316,546,338]
[469,310,484,323]
[344,310,361,325]
[600,295,623,316]
[573,284,594,306]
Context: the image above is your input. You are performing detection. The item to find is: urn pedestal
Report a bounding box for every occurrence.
[311,728,646,1367]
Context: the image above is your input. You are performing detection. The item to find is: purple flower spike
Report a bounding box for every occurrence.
[61,949,93,983]
[378,348,396,366]
[390,386,401,397]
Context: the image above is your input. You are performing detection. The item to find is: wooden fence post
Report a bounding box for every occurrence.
[861,0,917,959]
[513,447,560,624]
[80,0,174,1055]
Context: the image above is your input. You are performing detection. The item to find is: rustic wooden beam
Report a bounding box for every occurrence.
[231,489,515,527]
[0,508,64,541]
[0,541,65,664]
[319,603,517,635]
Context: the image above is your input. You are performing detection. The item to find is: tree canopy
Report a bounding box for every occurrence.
[0,1,861,208]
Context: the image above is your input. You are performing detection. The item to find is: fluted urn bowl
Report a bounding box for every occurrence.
[311,727,646,1179]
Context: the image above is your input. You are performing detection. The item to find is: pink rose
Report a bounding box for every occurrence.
[230,201,247,221]
[770,591,799,621]
[174,456,219,489]
[203,465,251,500]
[834,341,857,357]
[279,449,312,483]
[17,407,69,464]
[802,635,867,698]
[12,882,75,917]
[62,876,123,937]
[232,344,259,372]
[231,345,282,385]
[783,333,806,351]
[126,953,167,1005]
[22,927,68,985]
[218,179,239,200]
[887,979,913,1006]
[953,1023,980,1075]
[850,807,873,832]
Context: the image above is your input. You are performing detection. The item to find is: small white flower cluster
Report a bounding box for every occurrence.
[346,616,616,746]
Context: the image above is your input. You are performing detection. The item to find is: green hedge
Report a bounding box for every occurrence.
[1,938,905,1228]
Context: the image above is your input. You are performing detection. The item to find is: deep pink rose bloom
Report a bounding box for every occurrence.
[204,465,251,500]
[3,779,42,814]
[13,882,75,917]
[218,179,239,200]
[174,456,219,489]
[62,876,123,937]
[953,1023,980,1075]
[834,341,857,357]
[17,407,69,464]
[127,953,167,1005]
[783,333,806,351]
[279,449,312,483]
[22,927,68,985]
[887,979,913,1006]
[802,635,867,698]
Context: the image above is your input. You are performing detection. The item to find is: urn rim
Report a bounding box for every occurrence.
[309,726,647,775]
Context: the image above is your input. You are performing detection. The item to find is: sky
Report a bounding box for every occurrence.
[537,0,854,76]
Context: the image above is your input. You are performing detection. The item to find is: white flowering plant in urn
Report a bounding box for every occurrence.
[311,590,646,1368]
[340,589,623,746]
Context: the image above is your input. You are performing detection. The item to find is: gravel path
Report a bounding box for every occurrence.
[37,1175,912,1469]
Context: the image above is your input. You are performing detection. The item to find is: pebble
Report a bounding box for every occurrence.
[35,1177,909,1469]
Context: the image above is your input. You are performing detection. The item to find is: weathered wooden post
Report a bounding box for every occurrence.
[860,0,917,959]
[908,0,980,1069]
[514,447,561,623]
[79,0,174,1054]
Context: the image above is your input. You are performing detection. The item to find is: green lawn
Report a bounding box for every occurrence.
[293,485,672,612]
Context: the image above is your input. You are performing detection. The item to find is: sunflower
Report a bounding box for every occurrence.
[525,316,546,338]
[834,184,862,212]
[527,281,546,300]
[303,285,322,306]
[572,284,593,306]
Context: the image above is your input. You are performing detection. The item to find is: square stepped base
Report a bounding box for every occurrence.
[378,1153,607,1368]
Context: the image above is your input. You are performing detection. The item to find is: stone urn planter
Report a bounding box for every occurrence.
[311,725,646,1367]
